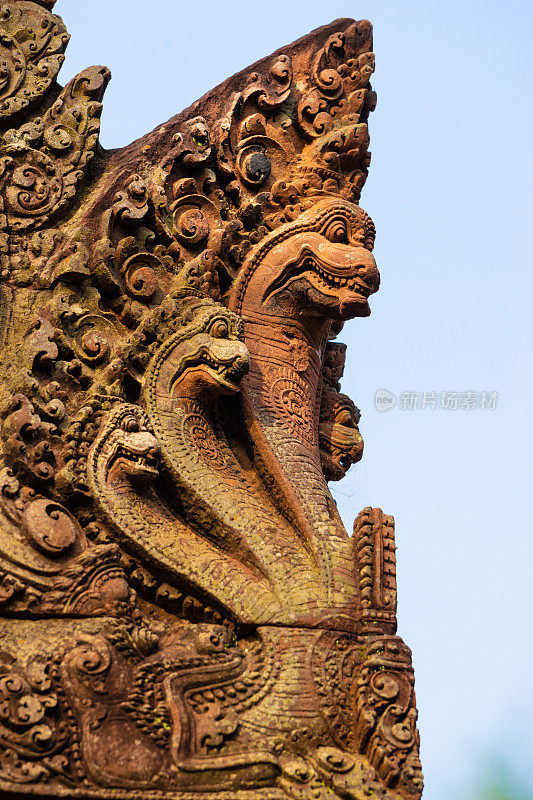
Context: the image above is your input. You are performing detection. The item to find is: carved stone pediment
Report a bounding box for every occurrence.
[0,3,423,798]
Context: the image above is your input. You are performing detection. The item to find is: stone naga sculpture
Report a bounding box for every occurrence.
[0,2,423,798]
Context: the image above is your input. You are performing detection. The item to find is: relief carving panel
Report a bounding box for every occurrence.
[0,3,423,797]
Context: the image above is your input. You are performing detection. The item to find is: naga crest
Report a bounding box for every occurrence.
[0,4,423,800]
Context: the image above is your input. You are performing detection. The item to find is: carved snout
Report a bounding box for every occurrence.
[348,247,380,292]
[207,338,250,388]
[106,430,161,483]
[314,242,380,295]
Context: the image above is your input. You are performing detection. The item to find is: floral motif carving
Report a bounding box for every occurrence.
[353,636,423,795]
[0,1,68,122]
[269,369,315,445]
[0,650,71,787]
[1,64,109,233]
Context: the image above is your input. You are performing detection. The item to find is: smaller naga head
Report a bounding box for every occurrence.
[152,300,250,401]
[319,391,364,481]
[100,406,160,485]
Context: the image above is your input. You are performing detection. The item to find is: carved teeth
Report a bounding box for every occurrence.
[307,258,371,295]
[115,445,158,469]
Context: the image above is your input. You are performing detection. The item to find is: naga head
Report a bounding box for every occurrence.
[148,300,250,402]
[319,391,364,481]
[230,198,379,327]
[95,405,160,486]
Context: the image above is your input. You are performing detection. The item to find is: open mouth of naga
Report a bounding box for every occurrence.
[264,248,380,306]
[108,443,160,479]
[171,347,250,394]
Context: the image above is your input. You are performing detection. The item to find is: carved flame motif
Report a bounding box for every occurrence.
[0,3,422,799]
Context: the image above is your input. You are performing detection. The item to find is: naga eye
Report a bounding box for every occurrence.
[337,408,355,425]
[324,220,348,243]
[122,416,139,432]
[209,319,229,339]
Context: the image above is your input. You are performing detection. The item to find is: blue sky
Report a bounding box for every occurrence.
[59,1,533,797]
